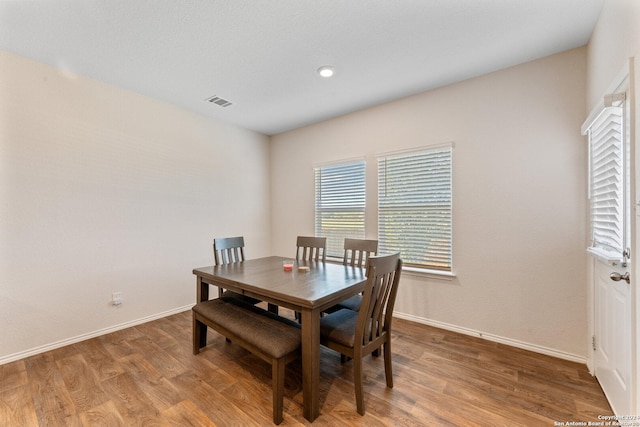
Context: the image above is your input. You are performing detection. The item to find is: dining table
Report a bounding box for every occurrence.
[192,256,366,422]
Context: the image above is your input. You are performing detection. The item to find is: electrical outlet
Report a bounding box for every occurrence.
[112,292,123,306]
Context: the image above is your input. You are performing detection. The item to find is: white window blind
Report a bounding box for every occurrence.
[378,146,452,271]
[315,161,366,258]
[586,105,626,260]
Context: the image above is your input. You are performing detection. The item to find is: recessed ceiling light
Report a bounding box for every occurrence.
[317,66,335,78]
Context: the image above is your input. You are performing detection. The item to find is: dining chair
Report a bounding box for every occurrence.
[214,236,246,267]
[319,252,402,415]
[343,238,378,267]
[214,237,253,301]
[292,236,327,322]
[295,236,327,262]
[214,236,277,313]
[331,238,379,312]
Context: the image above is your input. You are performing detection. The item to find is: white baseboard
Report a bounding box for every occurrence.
[0,305,193,366]
[2,306,587,367]
[394,311,587,364]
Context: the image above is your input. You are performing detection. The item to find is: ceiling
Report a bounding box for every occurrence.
[0,0,604,136]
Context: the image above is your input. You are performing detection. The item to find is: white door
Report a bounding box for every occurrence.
[585,64,635,416]
[593,258,632,415]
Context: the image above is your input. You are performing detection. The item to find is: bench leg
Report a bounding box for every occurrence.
[193,315,202,355]
[272,357,285,425]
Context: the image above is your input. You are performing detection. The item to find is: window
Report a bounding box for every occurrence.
[583,91,630,263]
[314,161,366,258]
[378,146,452,271]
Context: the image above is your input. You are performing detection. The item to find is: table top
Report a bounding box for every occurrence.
[193,256,366,311]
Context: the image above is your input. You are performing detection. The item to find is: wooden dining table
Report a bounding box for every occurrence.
[192,256,366,422]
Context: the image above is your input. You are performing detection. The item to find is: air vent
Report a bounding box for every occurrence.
[205,95,232,107]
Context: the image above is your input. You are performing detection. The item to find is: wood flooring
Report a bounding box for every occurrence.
[0,307,612,426]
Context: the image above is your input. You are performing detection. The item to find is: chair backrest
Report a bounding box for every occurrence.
[356,253,402,348]
[213,236,245,266]
[343,238,378,268]
[296,236,327,262]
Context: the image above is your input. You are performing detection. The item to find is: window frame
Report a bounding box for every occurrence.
[376,143,453,272]
[582,76,631,265]
[314,159,367,259]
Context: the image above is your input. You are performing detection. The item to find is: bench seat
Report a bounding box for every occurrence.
[192,298,300,424]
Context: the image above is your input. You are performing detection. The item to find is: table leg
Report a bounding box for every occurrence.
[196,276,209,348]
[301,308,321,422]
[196,276,209,302]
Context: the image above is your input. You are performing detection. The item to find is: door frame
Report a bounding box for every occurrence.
[632,55,639,417]
[586,57,637,416]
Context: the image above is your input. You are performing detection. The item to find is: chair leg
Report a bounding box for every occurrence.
[341,354,351,364]
[272,357,285,425]
[353,354,365,415]
[383,340,393,388]
[268,303,279,314]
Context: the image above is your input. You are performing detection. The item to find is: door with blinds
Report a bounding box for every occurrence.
[583,66,633,416]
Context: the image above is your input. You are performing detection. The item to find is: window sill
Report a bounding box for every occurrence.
[325,257,455,280]
[402,266,456,281]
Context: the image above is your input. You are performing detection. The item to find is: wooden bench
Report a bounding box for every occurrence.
[192,298,301,424]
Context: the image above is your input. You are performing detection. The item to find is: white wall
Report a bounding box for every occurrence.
[271,47,588,360]
[587,0,640,109]
[0,52,271,362]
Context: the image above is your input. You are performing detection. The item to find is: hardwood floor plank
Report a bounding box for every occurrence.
[162,400,217,427]
[0,311,613,426]
[24,353,67,390]
[0,360,28,394]
[392,358,448,396]
[56,354,109,413]
[134,322,181,350]
[126,336,190,379]
[97,329,139,360]
[418,354,579,422]
[416,346,585,420]
[117,353,183,412]
[516,369,612,412]
[24,353,77,425]
[411,334,519,382]
[73,338,126,383]
[78,400,125,427]
[30,386,77,427]
[101,372,170,426]
[439,378,556,425]
[575,398,614,421]
[328,398,389,426]
[170,370,261,426]
[165,342,232,386]
[0,385,39,426]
